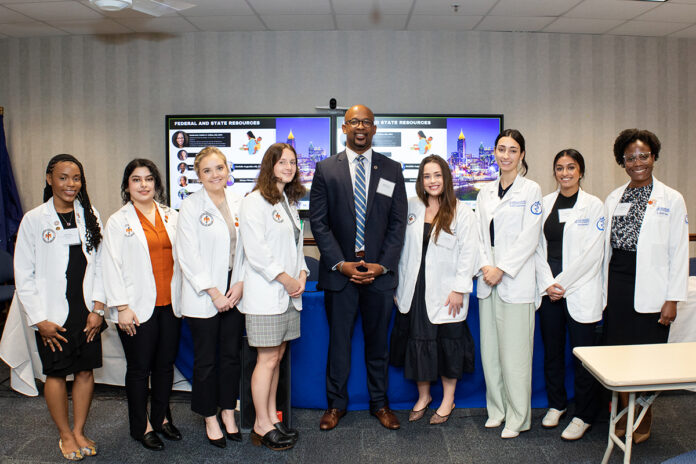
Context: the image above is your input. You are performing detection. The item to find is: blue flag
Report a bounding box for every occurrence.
[0,113,23,253]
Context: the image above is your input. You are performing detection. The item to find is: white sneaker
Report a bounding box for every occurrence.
[561,417,591,441]
[501,428,519,439]
[541,408,567,428]
[485,418,503,428]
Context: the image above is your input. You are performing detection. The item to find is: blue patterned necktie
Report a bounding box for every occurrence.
[354,154,367,250]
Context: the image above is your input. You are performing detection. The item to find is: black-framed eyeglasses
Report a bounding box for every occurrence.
[623,152,651,163]
[346,118,374,128]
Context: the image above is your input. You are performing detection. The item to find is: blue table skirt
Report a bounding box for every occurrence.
[175,281,575,411]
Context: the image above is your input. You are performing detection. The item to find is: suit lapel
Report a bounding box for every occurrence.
[337,151,356,220]
[365,152,381,218]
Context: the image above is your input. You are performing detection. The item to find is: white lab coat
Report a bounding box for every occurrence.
[603,177,689,313]
[237,190,308,315]
[14,198,105,328]
[395,197,479,323]
[534,189,605,323]
[102,202,182,323]
[176,188,244,319]
[476,175,543,304]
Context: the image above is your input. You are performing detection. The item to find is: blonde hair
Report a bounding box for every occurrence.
[194,146,228,177]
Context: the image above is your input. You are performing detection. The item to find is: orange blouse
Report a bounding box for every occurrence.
[135,206,174,307]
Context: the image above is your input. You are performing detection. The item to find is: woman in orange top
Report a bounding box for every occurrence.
[103,159,182,451]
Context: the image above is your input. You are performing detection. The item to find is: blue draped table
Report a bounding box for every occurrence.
[175,281,575,410]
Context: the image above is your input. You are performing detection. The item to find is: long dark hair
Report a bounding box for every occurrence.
[495,129,528,176]
[120,158,166,204]
[553,148,585,183]
[253,143,306,205]
[415,155,456,242]
[44,154,102,253]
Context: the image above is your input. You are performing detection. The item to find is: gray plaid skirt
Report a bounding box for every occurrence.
[245,301,300,347]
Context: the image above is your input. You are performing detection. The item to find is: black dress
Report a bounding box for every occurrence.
[390,223,475,382]
[35,214,105,377]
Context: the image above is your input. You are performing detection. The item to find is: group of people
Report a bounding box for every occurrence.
[10,103,688,462]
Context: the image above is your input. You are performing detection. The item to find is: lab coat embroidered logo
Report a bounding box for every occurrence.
[596,217,605,231]
[200,213,214,226]
[272,210,283,223]
[531,201,542,215]
[42,229,56,243]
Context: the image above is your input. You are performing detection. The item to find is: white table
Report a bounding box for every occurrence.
[574,343,696,464]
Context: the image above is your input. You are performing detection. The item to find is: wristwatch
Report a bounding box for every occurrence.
[92,308,105,317]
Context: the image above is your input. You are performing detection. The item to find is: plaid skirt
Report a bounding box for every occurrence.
[245,301,300,347]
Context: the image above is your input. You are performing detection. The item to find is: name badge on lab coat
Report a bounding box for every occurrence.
[614,202,631,217]
[61,228,81,245]
[557,209,572,223]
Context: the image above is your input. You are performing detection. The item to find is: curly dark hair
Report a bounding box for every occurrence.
[120,158,166,205]
[495,129,529,176]
[253,143,306,205]
[43,154,102,253]
[612,129,661,167]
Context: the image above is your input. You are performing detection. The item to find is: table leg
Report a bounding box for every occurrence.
[624,393,635,464]
[601,391,618,464]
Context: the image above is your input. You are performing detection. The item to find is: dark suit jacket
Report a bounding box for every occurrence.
[309,150,407,292]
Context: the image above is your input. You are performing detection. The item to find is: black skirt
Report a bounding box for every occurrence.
[390,223,475,382]
[603,249,669,346]
[35,239,105,377]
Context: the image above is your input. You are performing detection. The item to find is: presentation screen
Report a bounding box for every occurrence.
[336,114,503,207]
[166,115,333,211]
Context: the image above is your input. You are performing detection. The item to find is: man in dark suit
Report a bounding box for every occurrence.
[310,104,407,430]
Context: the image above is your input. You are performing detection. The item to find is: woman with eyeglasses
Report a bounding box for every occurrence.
[602,129,688,443]
[475,129,543,439]
[14,154,106,461]
[534,149,604,441]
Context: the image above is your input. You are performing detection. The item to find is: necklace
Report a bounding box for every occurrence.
[57,210,75,226]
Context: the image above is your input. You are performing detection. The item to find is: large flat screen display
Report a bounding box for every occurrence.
[167,115,333,211]
[336,114,503,207]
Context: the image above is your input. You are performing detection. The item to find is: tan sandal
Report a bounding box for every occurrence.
[408,399,432,422]
[429,403,455,425]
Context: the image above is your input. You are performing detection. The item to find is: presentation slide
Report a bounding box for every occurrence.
[336,115,503,207]
[167,115,332,210]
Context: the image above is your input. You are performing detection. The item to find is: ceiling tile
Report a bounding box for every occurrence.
[0,4,31,22]
[0,20,68,36]
[489,0,582,17]
[333,0,412,15]
[260,14,334,30]
[670,23,696,36]
[5,1,103,21]
[186,14,265,31]
[49,18,132,34]
[247,0,331,15]
[180,0,255,17]
[0,0,66,3]
[413,0,496,16]
[114,16,198,33]
[667,0,696,4]
[336,14,407,30]
[633,3,696,23]
[476,15,555,32]
[565,0,661,20]
[407,14,481,30]
[607,19,687,36]
[543,17,624,34]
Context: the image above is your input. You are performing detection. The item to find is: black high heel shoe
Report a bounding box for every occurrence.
[219,411,242,442]
[273,422,299,442]
[206,416,226,449]
[250,429,294,451]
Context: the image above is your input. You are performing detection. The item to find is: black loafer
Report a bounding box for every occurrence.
[159,422,182,441]
[274,422,299,442]
[140,431,164,451]
[250,429,294,451]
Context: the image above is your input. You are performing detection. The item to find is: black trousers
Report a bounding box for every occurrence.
[186,307,244,417]
[538,258,599,423]
[325,282,394,413]
[118,305,181,440]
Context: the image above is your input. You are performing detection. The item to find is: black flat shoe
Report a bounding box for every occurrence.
[250,429,294,451]
[158,422,182,441]
[274,422,299,442]
[140,431,164,451]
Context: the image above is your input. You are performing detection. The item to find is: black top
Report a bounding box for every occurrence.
[489,180,513,247]
[544,190,579,264]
